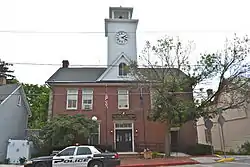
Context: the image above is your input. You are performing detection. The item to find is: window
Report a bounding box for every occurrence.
[113,10,129,19]
[76,147,92,155]
[115,123,132,128]
[82,89,93,110]
[17,95,21,106]
[58,147,75,156]
[118,89,129,109]
[66,89,78,110]
[89,123,100,145]
[119,63,128,76]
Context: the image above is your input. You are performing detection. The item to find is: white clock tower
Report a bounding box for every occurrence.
[105,7,139,66]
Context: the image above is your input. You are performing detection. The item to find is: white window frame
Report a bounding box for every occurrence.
[17,95,21,106]
[82,89,93,110]
[118,89,129,109]
[66,89,78,110]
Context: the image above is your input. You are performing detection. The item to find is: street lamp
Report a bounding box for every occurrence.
[92,116,98,121]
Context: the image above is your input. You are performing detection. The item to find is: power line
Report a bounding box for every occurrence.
[8,61,250,67]
[0,30,242,34]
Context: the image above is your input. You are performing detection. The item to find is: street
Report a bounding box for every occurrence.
[168,159,250,167]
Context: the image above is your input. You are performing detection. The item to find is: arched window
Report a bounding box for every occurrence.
[119,63,128,76]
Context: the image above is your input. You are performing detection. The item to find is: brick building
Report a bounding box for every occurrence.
[45,6,197,152]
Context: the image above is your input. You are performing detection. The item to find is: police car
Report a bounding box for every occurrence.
[24,145,120,167]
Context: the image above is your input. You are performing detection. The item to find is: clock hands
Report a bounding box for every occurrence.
[116,31,128,44]
[121,35,128,40]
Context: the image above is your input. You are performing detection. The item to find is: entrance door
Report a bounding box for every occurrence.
[116,129,132,152]
[170,131,179,152]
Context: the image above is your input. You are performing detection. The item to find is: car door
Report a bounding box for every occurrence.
[53,147,76,167]
[74,146,93,167]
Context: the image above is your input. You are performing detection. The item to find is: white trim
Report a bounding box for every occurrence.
[96,53,131,81]
[66,89,78,110]
[0,85,21,105]
[171,127,180,131]
[98,123,101,144]
[128,11,131,19]
[113,121,134,152]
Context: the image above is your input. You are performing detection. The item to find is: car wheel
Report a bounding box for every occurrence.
[89,160,103,167]
[34,162,47,167]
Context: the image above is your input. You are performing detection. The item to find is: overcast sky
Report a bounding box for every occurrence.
[0,0,250,90]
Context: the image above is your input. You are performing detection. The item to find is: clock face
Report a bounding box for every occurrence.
[116,31,128,45]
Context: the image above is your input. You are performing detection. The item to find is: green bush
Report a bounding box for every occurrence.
[19,157,26,165]
[238,141,250,155]
[214,149,237,155]
[186,144,213,155]
[4,158,10,164]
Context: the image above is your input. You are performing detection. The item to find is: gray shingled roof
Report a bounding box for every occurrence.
[46,67,107,83]
[0,84,19,103]
[46,66,187,84]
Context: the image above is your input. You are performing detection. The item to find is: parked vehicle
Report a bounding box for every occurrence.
[24,144,120,167]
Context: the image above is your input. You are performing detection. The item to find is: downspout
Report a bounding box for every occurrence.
[45,83,54,121]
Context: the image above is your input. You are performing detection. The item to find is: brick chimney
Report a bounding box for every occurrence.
[62,60,69,68]
[0,76,6,85]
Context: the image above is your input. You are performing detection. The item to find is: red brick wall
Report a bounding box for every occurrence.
[51,84,197,151]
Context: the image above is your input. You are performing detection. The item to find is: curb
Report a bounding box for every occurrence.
[117,161,200,167]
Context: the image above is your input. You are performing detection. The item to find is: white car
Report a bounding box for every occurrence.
[24,145,120,167]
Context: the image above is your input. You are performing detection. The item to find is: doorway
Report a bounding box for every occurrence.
[114,122,134,152]
[116,129,133,152]
[170,130,179,152]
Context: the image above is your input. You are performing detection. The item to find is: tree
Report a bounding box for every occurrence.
[33,114,98,153]
[129,34,250,156]
[193,35,250,116]
[23,84,50,129]
[0,59,16,83]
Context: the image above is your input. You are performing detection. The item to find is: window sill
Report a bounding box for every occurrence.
[82,109,93,111]
[118,108,129,110]
[66,108,78,111]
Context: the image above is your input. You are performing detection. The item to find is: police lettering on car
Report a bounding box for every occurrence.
[53,158,90,163]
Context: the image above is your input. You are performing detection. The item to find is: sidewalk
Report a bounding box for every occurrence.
[119,157,200,167]
[191,156,219,164]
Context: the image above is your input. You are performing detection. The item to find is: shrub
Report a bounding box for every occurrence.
[186,144,213,155]
[19,157,26,165]
[238,141,250,155]
[151,152,164,158]
[4,158,10,164]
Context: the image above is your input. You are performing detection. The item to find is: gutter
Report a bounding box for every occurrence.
[45,83,54,120]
